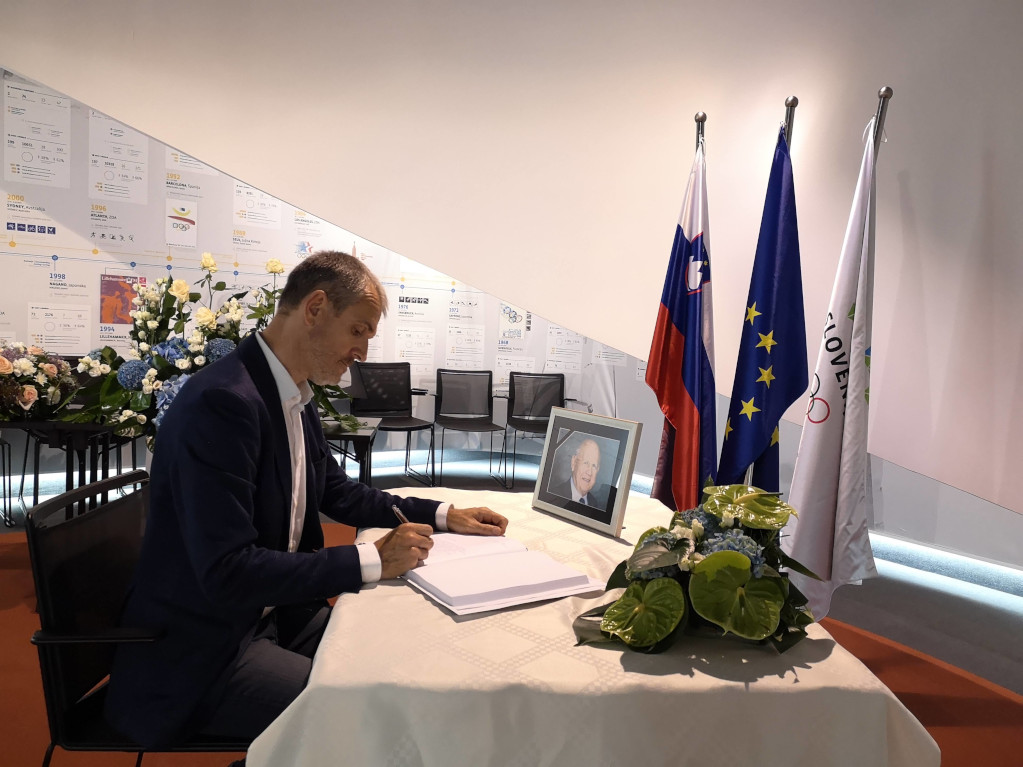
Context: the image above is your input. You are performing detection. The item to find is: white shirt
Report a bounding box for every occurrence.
[255,334,449,584]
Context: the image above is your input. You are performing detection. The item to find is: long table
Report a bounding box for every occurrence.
[248,488,939,767]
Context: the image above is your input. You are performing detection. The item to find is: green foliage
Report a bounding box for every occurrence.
[573,484,819,655]
[688,551,785,640]
[600,579,686,648]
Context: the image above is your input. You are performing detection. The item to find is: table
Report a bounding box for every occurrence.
[3,419,128,520]
[322,418,379,486]
[248,489,939,767]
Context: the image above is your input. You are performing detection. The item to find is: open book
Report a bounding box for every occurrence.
[403,533,603,615]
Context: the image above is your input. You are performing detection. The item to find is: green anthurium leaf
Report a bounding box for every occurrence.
[700,484,797,530]
[688,550,785,640]
[779,552,821,580]
[572,602,618,646]
[600,578,686,648]
[626,542,681,574]
[605,560,629,590]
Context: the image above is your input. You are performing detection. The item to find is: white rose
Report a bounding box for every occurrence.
[142,383,153,395]
[139,343,150,353]
[721,511,735,528]
[138,331,147,340]
[152,380,163,390]
[200,251,218,272]
[175,358,191,370]
[195,307,218,330]
[145,368,158,380]
[168,279,190,303]
[99,364,111,374]
[147,320,158,330]
[194,355,206,366]
[265,258,285,274]
[136,414,147,424]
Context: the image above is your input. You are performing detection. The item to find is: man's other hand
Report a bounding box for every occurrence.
[446,506,508,536]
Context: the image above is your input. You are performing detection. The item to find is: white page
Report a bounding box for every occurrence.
[425,533,525,565]
[406,550,589,607]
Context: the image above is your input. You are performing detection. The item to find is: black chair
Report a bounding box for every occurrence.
[1,430,12,526]
[505,372,567,489]
[434,368,508,487]
[349,361,435,485]
[25,470,248,767]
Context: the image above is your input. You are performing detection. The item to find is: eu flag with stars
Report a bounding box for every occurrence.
[717,126,806,491]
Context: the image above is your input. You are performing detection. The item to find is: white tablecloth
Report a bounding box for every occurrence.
[249,488,939,767]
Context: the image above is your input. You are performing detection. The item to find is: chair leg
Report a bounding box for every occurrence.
[489,430,510,490]
[41,741,55,767]
[135,750,145,766]
[402,428,435,487]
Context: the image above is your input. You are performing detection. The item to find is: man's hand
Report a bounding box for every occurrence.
[446,506,508,536]
[375,522,434,579]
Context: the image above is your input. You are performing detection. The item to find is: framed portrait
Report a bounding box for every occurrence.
[531,407,642,537]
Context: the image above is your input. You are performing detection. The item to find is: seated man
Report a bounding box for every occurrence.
[105,250,507,749]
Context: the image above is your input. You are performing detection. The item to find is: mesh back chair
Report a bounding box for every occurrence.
[26,470,248,767]
[505,372,566,489]
[350,362,435,485]
[434,369,508,487]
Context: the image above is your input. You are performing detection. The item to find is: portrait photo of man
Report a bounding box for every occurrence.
[548,436,612,512]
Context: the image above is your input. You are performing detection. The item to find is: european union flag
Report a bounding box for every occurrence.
[717,127,806,491]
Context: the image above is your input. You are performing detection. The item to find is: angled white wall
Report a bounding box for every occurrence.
[4,0,1023,523]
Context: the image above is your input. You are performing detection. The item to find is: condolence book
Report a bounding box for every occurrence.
[403,533,603,615]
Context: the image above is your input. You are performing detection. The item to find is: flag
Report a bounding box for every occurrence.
[783,119,880,619]
[717,127,807,491]
[646,138,716,511]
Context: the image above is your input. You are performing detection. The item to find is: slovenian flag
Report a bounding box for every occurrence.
[646,138,716,511]
[717,126,807,491]
[783,118,880,619]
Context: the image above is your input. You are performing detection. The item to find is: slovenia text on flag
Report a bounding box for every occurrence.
[783,119,880,620]
[646,139,716,511]
[717,126,807,492]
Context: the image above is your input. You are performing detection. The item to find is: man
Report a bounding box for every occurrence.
[549,437,604,508]
[105,251,507,749]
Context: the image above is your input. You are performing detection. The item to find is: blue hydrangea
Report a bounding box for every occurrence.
[678,507,723,538]
[149,339,189,363]
[701,529,767,578]
[204,337,236,364]
[116,359,149,390]
[85,348,105,360]
[154,374,191,428]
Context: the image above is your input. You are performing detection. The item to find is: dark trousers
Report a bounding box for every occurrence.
[199,601,331,741]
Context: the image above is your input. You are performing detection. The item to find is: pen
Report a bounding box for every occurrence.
[392,504,410,524]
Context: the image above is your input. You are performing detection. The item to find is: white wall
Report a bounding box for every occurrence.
[4,0,1022,522]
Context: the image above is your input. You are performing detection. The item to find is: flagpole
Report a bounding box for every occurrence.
[695,112,706,149]
[784,96,799,146]
[872,86,894,153]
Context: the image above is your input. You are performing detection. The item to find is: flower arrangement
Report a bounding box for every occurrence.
[69,254,360,446]
[0,342,81,420]
[574,485,819,654]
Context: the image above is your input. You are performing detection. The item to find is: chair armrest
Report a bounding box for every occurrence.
[410,388,430,396]
[31,627,161,646]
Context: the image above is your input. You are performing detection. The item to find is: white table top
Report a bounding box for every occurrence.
[249,488,939,767]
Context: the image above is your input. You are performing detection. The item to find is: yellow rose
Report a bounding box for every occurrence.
[200,252,218,273]
[0,357,12,375]
[195,306,218,330]
[265,258,285,275]
[168,279,191,303]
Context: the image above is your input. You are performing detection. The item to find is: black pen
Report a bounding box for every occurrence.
[392,504,410,524]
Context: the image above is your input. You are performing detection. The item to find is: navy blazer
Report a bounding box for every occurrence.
[105,334,440,748]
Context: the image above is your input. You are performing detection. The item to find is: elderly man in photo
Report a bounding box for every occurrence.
[105,250,508,750]
[550,437,605,507]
